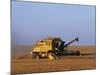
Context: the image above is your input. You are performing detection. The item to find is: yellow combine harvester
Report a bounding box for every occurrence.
[31,37,80,60]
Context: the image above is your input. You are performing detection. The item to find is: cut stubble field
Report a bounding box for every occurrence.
[11,46,96,75]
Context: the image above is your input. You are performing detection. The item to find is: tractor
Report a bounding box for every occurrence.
[31,37,80,59]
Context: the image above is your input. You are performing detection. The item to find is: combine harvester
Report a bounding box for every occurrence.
[31,37,80,60]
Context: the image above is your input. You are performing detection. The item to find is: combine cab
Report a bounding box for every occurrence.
[31,37,80,59]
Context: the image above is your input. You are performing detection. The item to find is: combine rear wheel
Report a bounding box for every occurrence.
[32,52,40,59]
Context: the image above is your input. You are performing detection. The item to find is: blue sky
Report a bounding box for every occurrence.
[11,1,96,45]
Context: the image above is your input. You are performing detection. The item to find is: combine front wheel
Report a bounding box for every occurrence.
[48,53,57,60]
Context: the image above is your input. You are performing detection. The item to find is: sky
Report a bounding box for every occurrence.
[11,1,96,46]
